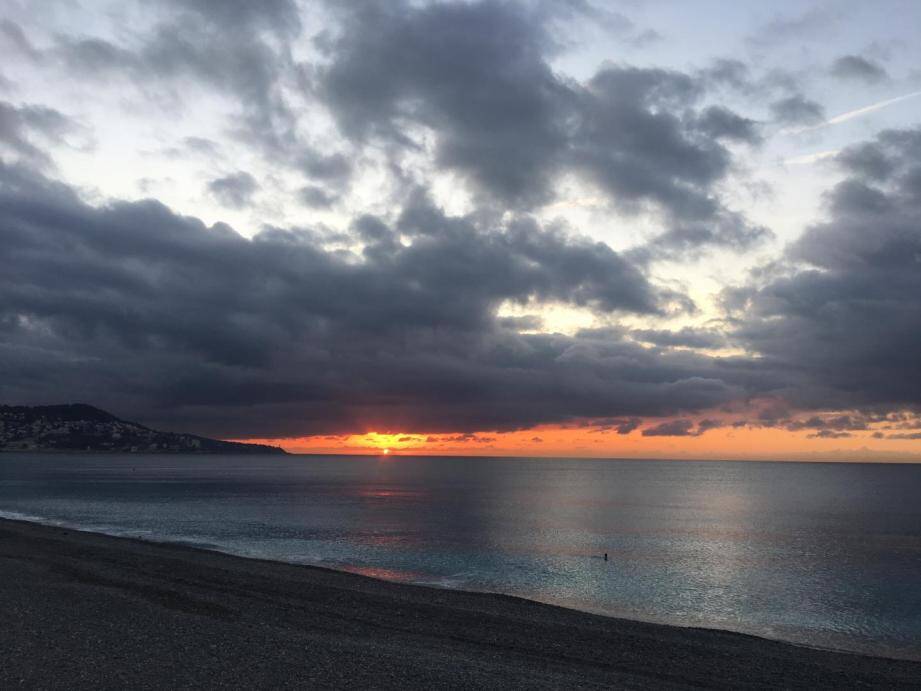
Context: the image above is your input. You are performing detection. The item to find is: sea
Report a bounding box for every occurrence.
[1,453,919,660]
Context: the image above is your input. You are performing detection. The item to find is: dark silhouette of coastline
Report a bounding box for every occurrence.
[0,404,285,454]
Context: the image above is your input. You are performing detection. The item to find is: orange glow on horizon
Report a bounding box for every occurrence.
[232,411,921,463]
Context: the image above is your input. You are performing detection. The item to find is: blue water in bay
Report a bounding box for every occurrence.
[1,453,920,659]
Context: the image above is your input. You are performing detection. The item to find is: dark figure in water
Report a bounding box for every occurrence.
[604,553,608,562]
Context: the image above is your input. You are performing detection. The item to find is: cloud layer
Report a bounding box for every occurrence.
[732,128,921,414]
[2,162,774,437]
[1,1,919,446]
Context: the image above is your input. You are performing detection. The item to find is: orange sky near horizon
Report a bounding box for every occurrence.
[234,417,921,462]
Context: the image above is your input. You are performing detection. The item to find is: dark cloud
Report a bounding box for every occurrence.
[439,433,496,444]
[318,0,571,207]
[784,414,869,432]
[0,101,74,168]
[732,126,921,416]
[770,94,825,126]
[808,430,851,439]
[830,55,888,84]
[574,66,729,220]
[694,106,761,144]
[696,418,724,434]
[394,193,666,315]
[317,1,763,254]
[633,211,772,262]
[837,129,921,180]
[699,59,751,92]
[208,172,258,208]
[697,59,822,132]
[497,315,544,332]
[299,185,338,208]
[299,150,352,182]
[592,417,642,435]
[640,416,726,437]
[632,327,727,349]
[730,409,921,436]
[642,419,695,437]
[0,164,778,438]
[836,142,895,180]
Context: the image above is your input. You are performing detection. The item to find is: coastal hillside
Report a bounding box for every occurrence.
[0,404,285,454]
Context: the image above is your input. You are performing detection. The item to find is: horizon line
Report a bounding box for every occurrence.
[269,450,921,464]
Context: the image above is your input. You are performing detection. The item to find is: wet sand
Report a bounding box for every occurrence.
[1,518,918,689]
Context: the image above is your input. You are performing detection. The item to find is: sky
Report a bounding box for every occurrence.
[1,0,921,460]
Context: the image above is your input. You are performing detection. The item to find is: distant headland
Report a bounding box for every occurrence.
[0,404,286,455]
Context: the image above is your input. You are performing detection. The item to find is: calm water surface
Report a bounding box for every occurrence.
[1,454,920,659]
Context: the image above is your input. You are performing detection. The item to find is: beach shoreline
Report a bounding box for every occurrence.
[2,517,919,689]
[3,507,914,665]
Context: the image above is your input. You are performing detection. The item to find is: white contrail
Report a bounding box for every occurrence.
[782,149,840,166]
[785,90,921,135]
[826,90,921,125]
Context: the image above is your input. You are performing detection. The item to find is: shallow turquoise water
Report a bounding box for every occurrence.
[1,454,919,659]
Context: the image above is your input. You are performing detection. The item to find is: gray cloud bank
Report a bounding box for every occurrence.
[830,55,888,84]
[730,127,921,416]
[1,163,774,437]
